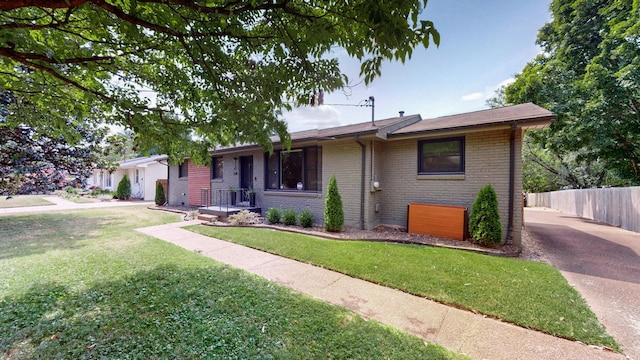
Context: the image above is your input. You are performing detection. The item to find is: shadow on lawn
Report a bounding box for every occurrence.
[0,215,101,260]
[0,265,454,360]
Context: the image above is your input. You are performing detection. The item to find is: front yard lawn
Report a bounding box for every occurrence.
[186,225,619,350]
[0,208,464,359]
[0,195,54,208]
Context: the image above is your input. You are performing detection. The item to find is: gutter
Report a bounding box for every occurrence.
[507,122,516,243]
[355,135,366,230]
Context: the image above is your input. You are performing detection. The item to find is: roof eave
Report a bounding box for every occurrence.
[388,115,555,139]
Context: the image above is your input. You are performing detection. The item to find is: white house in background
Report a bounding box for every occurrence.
[87,155,168,201]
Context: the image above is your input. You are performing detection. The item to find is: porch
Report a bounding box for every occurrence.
[198,188,261,220]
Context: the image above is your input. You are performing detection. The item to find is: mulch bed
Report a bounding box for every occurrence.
[150,204,523,257]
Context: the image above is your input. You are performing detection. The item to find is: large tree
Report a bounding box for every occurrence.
[505,0,640,188]
[1,93,105,195]
[0,0,439,164]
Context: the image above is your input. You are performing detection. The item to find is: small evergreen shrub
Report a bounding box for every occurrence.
[116,174,131,200]
[229,210,261,225]
[324,175,344,232]
[266,207,282,224]
[298,209,314,228]
[282,208,297,226]
[155,182,166,206]
[469,183,503,246]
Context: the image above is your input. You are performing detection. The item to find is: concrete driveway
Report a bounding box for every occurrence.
[525,207,640,360]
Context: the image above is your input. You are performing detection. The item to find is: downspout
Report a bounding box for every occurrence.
[507,122,516,244]
[355,135,366,230]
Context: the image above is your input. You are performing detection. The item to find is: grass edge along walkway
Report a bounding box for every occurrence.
[0,209,466,359]
[186,225,619,351]
[0,195,54,208]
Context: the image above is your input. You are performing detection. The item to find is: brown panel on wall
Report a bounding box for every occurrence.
[408,203,467,241]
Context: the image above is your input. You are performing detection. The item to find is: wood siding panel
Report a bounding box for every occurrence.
[407,203,467,241]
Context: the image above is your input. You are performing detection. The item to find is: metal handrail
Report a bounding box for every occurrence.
[213,188,256,210]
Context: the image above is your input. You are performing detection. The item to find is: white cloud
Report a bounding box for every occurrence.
[497,77,516,88]
[460,77,516,103]
[283,105,343,132]
[461,92,484,101]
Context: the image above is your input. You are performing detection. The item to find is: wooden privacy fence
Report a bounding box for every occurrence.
[527,187,640,233]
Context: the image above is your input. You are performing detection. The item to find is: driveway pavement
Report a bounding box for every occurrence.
[0,196,154,215]
[525,207,640,360]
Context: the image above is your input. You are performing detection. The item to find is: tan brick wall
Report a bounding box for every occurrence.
[322,139,365,229]
[379,129,524,245]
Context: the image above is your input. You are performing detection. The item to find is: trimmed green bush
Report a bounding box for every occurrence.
[298,209,314,228]
[282,208,297,226]
[324,175,344,232]
[266,207,282,224]
[469,183,503,246]
[116,174,131,200]
[155,182,166,206]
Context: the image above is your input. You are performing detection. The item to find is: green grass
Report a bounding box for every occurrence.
[186,226,619,350]
[0,195,54,208]
[0,207,465,359]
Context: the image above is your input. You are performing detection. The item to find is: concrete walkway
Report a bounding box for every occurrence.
[0,196,154,215]
[137,221,625,360]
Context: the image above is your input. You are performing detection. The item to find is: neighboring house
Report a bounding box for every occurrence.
[87,155,168,201]
[167,103,554,246]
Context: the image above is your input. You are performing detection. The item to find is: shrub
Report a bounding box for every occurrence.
[298,209,314,228]
[64,186,77,194]
[116,174,131,200]
[266,207,282,224]
[155,182,166,206]
[229,210,261,225]
[469,183,503,246]
[282,208,297,226]
[324,175,344,232]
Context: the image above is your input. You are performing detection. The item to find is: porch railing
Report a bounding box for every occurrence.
[200,188,257,211]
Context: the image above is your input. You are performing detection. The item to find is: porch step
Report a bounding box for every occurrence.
[197,214,217,222]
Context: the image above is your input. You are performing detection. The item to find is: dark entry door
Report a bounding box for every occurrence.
[239,156,253,201]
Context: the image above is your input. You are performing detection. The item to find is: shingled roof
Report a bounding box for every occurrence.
[390,103,554,136]
[280,114,422,143]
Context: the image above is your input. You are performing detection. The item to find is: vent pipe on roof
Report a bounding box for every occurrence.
[369,96,375,126]
[399,111,405,117]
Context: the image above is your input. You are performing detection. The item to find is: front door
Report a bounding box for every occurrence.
[239,156,253,201]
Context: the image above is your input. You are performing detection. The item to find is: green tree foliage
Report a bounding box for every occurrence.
[324,176,344,232]
[504,0,640,188]
[0,92,104,195]
[0,1,440,164]
[155,181,166,206]
[469,184,502,246]
[116,174,131,200]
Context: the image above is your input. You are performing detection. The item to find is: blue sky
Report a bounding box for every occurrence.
[283,0,552,132]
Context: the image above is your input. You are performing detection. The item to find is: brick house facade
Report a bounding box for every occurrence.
[167,103,554,246]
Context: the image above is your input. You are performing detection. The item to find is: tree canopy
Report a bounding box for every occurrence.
[0,0,439,164]
[504,0,640,189]
[1,93,104,195]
